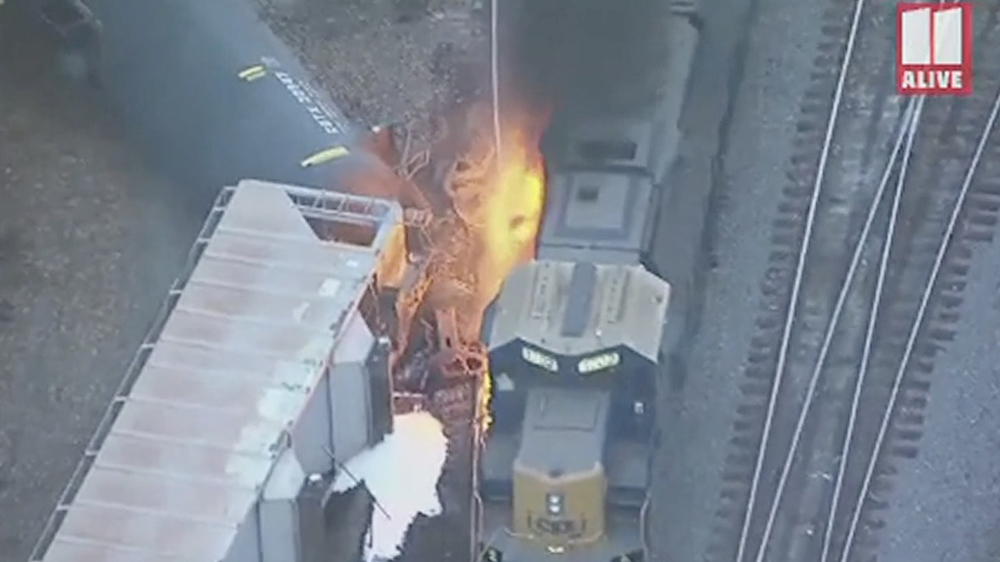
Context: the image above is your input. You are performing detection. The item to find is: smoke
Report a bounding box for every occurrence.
[498,0,674,114]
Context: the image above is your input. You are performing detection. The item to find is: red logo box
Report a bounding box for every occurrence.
[897,2,973,96]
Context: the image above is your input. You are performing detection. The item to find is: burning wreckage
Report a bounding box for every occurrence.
[358,34,697,559]
[368,104,545,422]
[349,105,548,560]
[22,0,701,559]
[27,102,545,562]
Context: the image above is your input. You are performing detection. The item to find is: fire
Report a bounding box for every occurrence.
[434,102,548,328]
[470,115,546,435]
[347,99,548,425]
[472,123,546,316]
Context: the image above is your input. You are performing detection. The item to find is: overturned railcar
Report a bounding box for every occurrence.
[29,181,404,562]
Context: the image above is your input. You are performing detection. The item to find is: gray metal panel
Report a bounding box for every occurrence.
[548,116,663,180]
[328,310,375,460]
[332,307,376,366]
[292,371,335,475]
[329,360,371,462]
[260,499,299,562]
[260,448,306,562]
[487,260,671,361]
[535,246,639,266]
[225,514,261,562]
[538,172,656,261]
[263,447,307,501]
[515,388,610,476]
[561,263,598,337]
[35,180,401,562]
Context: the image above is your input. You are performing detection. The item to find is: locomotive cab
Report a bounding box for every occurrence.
[477,260,671,562]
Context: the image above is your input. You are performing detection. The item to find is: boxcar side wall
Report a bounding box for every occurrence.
[329,310,378,462]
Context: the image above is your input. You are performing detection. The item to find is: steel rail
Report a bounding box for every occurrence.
[837,80,1000,562]
[817,95,925,562]
[750,97,920,562]
[734,0,873,555]
[757,1,958,558]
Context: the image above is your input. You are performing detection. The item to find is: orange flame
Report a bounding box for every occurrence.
[469,109,547,435]
[471,124,546,315]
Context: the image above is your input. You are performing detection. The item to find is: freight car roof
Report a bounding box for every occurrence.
[488,260,671,361]
[31,180,402,562]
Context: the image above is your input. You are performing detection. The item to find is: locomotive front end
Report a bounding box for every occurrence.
[477,260,671,562]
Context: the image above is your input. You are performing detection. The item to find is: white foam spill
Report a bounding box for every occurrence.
[332,411,448,561]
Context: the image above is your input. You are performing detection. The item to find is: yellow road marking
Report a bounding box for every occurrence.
[238,64,266,81]
[301,146,349,168]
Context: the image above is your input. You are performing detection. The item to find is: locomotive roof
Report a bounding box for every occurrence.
[537,171,656,259]
[488,260,671,361]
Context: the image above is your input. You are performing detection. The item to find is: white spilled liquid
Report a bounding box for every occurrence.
[332,412,449,562]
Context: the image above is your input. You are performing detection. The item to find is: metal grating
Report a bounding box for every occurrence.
[30,180,402,562]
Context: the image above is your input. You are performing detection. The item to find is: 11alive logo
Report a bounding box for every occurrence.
[896,2,973,96]
[896,1,972,96]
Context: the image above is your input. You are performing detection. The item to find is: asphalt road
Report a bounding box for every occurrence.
[0,15,198,562]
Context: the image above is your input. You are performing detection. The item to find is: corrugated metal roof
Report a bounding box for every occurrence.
[32,180,402,562]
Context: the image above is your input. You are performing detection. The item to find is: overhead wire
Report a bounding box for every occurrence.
[490,0,503,171]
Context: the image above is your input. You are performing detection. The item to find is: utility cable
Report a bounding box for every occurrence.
[490,0,503,169]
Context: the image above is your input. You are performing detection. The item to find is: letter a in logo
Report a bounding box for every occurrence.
[896,2,973,96]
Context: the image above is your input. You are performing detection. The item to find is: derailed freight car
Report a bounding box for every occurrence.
[29,180,405,562]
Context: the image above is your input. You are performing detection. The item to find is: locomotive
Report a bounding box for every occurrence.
[474,1,701,558]
[478,260,671,562]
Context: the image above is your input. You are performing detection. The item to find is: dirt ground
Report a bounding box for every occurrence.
[0,2,484,561]
[255,0,487,126]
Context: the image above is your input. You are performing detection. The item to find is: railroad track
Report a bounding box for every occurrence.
[395,378,480,562]
[706,1,1000,562]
